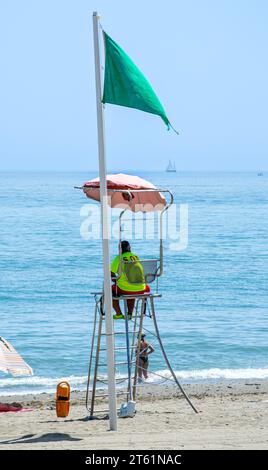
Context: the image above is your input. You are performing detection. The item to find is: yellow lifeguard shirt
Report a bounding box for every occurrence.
[110,252,145,292]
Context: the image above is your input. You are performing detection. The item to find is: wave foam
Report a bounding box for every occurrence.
[174,368,268,381]
[1,368,268,395]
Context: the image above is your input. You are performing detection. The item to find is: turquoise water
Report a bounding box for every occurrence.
[1,171,268,395]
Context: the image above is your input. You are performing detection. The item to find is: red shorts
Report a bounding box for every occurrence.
[112,284,150,296]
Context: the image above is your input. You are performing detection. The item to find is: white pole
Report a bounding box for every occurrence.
[92,11,118,431]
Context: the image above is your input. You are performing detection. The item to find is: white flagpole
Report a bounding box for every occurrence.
[92,11,117,431]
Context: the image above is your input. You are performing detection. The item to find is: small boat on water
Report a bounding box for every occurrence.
[166,160,176,172]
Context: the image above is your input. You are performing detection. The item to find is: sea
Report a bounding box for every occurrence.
[1,171,268,396]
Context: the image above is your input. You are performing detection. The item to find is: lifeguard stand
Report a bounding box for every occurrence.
[79,180,198,417]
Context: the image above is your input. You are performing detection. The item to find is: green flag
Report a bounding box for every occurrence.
[102,32,177,132]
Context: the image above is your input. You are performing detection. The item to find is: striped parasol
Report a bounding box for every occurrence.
[0,336,33,377]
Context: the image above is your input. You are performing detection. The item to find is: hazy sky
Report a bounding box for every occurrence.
[0,0,267,171]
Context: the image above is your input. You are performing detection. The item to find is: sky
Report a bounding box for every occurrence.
[0,0,267,172]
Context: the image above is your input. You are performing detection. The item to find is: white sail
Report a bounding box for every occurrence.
[166,160,176,172]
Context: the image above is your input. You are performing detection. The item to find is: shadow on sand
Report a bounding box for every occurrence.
[0,432,82,445]
[41,415,109,424]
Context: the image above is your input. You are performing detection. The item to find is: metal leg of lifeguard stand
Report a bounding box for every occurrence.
[90,310,103,417]
[149,296,198,414]
[132,298,146,401]
[123,299,133,402]
[86,300,99,412]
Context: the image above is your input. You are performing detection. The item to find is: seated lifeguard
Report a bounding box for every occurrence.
[111,240,150,320]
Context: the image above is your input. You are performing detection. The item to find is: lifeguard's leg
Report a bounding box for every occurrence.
[112,299,122,316]
[127,298,135,315]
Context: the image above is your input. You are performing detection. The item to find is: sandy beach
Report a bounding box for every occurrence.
[1,381,268,450]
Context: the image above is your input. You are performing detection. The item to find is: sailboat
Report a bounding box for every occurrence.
[166,160,176,172]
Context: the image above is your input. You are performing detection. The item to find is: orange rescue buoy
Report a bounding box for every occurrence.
[56,381,70,418]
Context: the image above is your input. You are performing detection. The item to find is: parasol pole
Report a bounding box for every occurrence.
[92,11,117,431]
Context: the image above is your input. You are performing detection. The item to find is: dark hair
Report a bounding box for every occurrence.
[121,240,131,253]
[137,333,146,339]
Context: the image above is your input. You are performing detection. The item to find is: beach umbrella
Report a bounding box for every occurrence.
[0,336,33,377]
[82,173,167,212]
